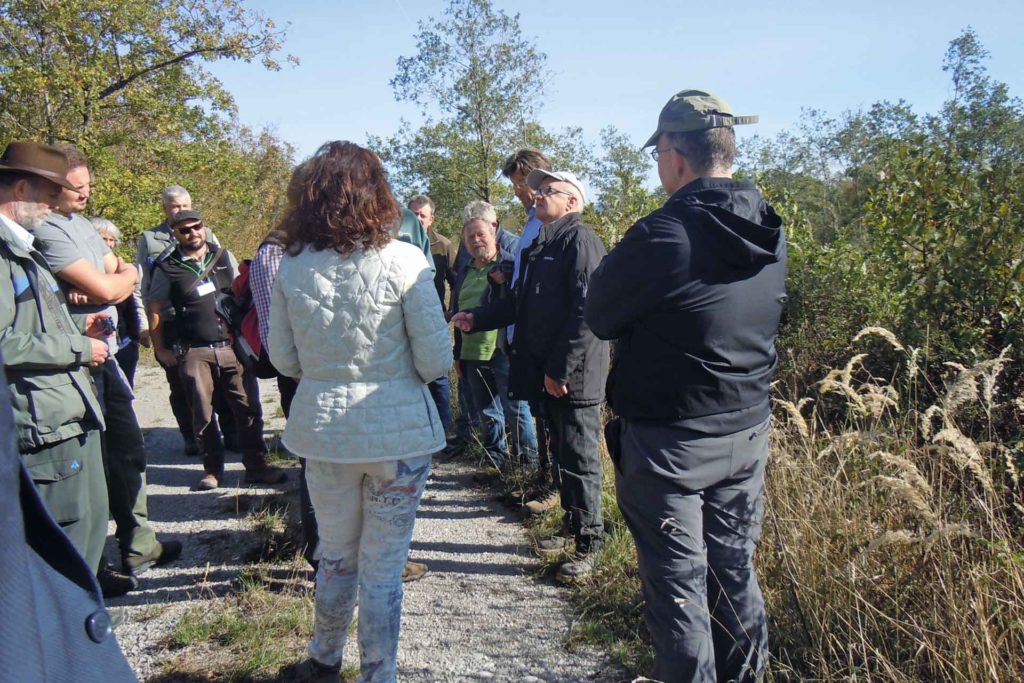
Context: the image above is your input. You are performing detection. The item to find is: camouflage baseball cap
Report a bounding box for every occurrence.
[643,89,758,148]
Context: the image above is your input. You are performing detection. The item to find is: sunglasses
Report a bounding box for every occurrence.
[175,223,204,235]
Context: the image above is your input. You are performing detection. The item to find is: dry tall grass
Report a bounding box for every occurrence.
[764,328,1024,681]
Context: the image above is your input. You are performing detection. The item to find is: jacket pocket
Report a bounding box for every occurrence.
[23,447,87,525]
[14,373,89,446]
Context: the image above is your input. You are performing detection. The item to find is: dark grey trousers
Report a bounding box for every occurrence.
[613,416,770,683]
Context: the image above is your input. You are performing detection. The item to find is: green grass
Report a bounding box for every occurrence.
[164,567,314,680]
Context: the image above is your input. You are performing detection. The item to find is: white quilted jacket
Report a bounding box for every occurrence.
[268,239,452,463]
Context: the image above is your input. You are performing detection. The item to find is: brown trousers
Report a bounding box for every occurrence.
[178,344,267,476]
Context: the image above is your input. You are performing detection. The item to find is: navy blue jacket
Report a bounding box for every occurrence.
[0,351,137,681]
[585,177,787,434]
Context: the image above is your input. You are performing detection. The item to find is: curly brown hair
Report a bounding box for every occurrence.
[281,141,400,255]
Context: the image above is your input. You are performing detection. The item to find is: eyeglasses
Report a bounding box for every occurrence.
[534,186,574,199]
[650,147,678,161]
[175,224,204,235]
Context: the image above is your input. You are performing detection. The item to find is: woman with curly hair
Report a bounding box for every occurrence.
[268,141,451,682]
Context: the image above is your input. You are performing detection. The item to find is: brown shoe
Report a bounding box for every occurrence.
[197,473,220,490]
[402,560,428,583]
[524,489,560,516]
[244,465,287,485]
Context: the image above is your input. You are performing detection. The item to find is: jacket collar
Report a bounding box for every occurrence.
[537,211,581,246]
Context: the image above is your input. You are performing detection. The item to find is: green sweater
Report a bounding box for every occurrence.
[457,257,498,361]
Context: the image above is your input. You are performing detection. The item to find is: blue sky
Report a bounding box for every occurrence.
[210,0,1023,170]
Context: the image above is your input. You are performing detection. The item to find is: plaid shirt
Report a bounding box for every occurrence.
[250,241,283,348]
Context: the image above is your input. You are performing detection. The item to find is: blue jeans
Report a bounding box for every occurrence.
[305,454,432,681]
[463,358,509,467]
[453,361,478,444]
[428,375,453,434]
[489,350,538,467]
[613,417,770,683]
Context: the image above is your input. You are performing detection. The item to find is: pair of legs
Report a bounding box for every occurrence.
[161,354,258,453]
[614,417,770,683]
[178,345,273,482]
[95,359,160,566]
[304,454,432,681]
[463,350,538,469]
[542,397,604,553]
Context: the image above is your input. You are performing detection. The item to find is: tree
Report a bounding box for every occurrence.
[585,126,662,247]
[0,0,297,257]
[0,0,289,145]
[372,0,589,238]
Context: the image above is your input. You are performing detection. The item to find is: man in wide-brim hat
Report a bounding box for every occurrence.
[0,140,112,577]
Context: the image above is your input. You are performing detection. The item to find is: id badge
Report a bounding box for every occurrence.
[195,281,216,297]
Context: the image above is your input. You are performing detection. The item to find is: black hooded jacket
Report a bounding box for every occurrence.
[584,177,787,434]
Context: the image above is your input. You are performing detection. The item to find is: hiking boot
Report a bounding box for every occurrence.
[556,546,603,584]
[523,489,560,517]
[124,540,183,577]
[244,465,287,485]
[402,560,428,583]
[279,656,341,682]
[97,566,139,599]
[535,535,572,557]
[197,472,221,490]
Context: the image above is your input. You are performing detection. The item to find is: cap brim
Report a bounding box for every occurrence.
[642,130,662,149]
[525,168,560,191]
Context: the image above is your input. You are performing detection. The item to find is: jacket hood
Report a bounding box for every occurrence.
[669,177,783,268]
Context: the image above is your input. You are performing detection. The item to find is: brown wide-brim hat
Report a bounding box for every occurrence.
[0,141,76,190]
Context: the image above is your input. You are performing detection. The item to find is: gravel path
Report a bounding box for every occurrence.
[110,366,621,682]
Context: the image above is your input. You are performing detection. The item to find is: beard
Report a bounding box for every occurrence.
[15,200,51,230]
[470,244,495,261]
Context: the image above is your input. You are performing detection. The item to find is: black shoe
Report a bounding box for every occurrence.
[279,657,341,682]
[556,546,603,584]
[98,567,139,598]
[124,540,183,576]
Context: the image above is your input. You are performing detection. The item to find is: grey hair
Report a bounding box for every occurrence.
[665,128,737,176]
[162,184,191,205]
[461,200,497,228]
[89,216,121,244]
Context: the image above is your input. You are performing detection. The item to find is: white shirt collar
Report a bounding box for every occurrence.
[0,212,35,251]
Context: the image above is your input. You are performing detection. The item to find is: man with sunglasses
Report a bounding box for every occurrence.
[136,185,243,458]
[147,210,286,491]
[584,89,785,683]
[452,170,609,583]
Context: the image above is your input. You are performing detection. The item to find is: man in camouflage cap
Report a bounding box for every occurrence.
[585,89,785,682]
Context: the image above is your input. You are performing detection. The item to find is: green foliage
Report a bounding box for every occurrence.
[372,0,594,241]
[742,28,1024,397]
[0,0,296,259]
[584,126,663,248]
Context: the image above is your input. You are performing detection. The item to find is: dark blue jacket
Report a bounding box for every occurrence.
[585,177,787,434]
[0,351,137,681]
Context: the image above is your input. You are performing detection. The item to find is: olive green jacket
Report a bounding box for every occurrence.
[0,217,104,452]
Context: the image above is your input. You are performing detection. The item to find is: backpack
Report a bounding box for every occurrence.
[224,259,279,379]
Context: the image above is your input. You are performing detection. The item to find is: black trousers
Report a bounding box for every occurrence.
[542,397,604,552]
